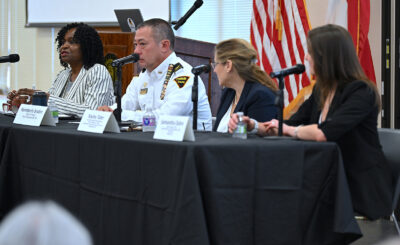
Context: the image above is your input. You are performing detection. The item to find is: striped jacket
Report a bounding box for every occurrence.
[48,64,114,117]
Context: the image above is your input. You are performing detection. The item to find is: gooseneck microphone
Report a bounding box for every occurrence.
[191,62,210,130]
[173,0,204,30]
[111,53,140,67]
[270,64,305,78]
[112,53,140,122]
[191,64,211,75]
[270,64,305,137]
[0,54,20,64]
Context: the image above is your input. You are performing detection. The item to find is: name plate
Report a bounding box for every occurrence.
[78,110,120,134]
[13,104,55,126]
[154,115,195,142]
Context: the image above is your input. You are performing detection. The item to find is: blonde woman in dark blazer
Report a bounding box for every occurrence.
[212,38,277,132]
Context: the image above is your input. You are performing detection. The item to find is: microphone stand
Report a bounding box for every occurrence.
[270,64,305,138]
[172,0,203,30]
[275,75,285,137]
[192,74,199,130]
[113,64,123,122]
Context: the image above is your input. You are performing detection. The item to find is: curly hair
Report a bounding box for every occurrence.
[55,22,105,69]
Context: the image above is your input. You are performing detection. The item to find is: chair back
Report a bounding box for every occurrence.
[378,128,400,210]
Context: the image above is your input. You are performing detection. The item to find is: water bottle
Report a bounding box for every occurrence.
[48,101,59,124]
[232,112,247,139]
[142,106,156,132]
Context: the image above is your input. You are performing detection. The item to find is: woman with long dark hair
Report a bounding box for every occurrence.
[229,24,392,220]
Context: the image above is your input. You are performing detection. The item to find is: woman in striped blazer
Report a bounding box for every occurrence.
[8,23,114,117]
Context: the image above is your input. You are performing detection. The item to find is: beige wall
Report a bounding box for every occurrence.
[0,0,62,91]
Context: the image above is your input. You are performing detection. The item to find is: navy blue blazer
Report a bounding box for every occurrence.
[213,81,277,131]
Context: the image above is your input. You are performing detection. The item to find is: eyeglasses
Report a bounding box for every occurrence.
[211,62,223,69]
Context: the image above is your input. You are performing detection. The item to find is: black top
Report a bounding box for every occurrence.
[286,80,393,220]
[213,81,277,131]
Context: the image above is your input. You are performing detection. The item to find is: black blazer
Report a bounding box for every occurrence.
[286,81,392,220]
[213,81,277,131]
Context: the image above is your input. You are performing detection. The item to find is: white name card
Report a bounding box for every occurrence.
[78,110,120,134]
[153,115,195,142]
[13,104,56,127]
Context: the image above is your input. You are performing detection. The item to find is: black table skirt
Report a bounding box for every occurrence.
[0,115,361,245]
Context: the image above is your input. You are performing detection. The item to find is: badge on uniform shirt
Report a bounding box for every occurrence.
[173,63,183,72]
[140,88,148,95]
[174,76,190,88]
[140,82,148,95]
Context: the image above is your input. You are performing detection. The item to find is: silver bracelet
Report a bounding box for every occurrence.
[249,119,258,134]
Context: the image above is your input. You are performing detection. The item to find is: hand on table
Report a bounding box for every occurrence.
[228,114,253,134]
[97,106,114,112]
[263,119,296,137]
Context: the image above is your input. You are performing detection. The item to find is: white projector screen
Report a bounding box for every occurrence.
[26,0,170,27]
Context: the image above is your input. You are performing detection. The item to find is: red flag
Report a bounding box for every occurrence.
[327,0,376,83]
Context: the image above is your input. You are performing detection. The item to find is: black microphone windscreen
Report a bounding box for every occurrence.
[296,64,305,73]
[132,53,139,61]
[192,64,210,75]
[194,0,203,7]
[9,54,19,63]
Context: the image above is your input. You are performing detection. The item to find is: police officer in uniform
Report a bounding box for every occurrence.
[99,18,212,130]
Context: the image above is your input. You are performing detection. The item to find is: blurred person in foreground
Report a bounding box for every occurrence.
[7,22,114,117]
[212,38,277,132]
[374,238,400,245]
[229,24,392,220]
[0,201,92,245]
[98,18,212,130]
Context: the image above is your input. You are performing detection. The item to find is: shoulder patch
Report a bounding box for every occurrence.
[174,76,190,88]
[173,63,183,73]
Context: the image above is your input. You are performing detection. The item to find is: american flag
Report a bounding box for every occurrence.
[250,0,312,114]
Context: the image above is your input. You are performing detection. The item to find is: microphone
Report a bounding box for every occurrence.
[0,54,20,64]
[173,0,203,30]
[191,64,211,75]
[111,53,140,67]
[270,64,305,78]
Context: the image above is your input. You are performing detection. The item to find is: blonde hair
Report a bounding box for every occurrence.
[215,38,277,91]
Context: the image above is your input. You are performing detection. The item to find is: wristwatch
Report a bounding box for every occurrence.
[249,119,258,134]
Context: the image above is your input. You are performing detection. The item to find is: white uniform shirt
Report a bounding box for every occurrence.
[121,52,212,131]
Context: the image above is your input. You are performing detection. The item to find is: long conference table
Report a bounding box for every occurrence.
[0,114,362,244]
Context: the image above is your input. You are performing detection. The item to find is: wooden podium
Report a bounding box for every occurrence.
[97,28,220,116]
[97,29,134,95]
